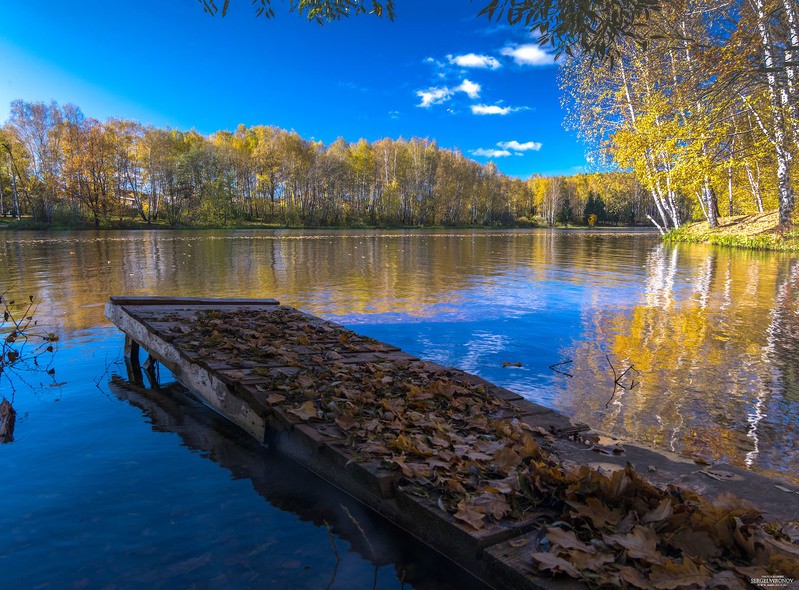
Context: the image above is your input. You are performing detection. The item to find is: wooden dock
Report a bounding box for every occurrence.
[105,297,799,589]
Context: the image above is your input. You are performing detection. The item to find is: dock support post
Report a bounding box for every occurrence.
[143,355,159,389]
[124,335,143,386]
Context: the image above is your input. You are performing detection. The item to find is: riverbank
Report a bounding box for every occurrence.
[0,216,653,232]
[665,211,799,251]
[0,217,544,232]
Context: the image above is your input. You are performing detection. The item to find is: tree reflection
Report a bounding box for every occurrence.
[559,244,799,481]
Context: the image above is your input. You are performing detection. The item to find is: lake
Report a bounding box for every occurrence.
[1,228,797,588]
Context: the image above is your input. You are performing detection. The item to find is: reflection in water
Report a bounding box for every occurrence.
[109,378,488,590]
[2,229,799,588]
[1,229,797,482]
[562,243,799,482]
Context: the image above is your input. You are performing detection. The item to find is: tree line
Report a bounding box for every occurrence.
[560,0,799,232]
[0,100,652,229]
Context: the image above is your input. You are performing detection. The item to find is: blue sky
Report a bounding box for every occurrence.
[0,0,587,177]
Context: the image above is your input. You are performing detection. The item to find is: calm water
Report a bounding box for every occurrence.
[1,228,798,588]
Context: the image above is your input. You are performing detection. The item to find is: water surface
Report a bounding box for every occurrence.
[1,228,797,587]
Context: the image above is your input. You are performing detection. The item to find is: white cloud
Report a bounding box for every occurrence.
[500,44,555,66]
[456,79,481,99]
[471,104,512,115]
[417,87,453,107]
[448,53,501,70]
[498,140,542,151]
[417,79,481,107]
[472,148,512,158]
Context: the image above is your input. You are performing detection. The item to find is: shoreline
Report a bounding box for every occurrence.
[665,211,799,252]
[0,219,650,232]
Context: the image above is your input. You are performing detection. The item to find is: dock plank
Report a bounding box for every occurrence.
[105,296,588,587]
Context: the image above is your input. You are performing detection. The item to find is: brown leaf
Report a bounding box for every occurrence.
[666,528,720,560]
[288,400,318,421]
[568,497,624,530]
[265,393,286,405]
[335,413,358,430]
[530,552,581,578]
[649,558,713,590]
[470,492,511,520]
[643,498,673,524]
[445,478,467,494]
[605,525,663,563]
[546,526,596,554]
[619,566,655,590]
[568,549,615,572]
[294,374,315,389]
[453,499,486,530]
[707,571,747,590]
[495,447,521,471]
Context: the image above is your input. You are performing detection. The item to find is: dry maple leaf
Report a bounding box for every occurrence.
[605,525,663,564]
[648,557,713,590]
[643,498,673,524]
[265,393,286,405]
[546,526,596,555]
[567,497,624,530]
[453,499,486,530]
[288,400,318,421]
[530,552,581,578]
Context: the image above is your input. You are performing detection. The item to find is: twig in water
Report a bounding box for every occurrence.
[323,519,341,590]
[341,504,376,561]
[549,359,573,378]
[323,519,341,564]
[605,355,640,407]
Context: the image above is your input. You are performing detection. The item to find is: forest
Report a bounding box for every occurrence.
[0,100,652,229]
[559,0,799,232]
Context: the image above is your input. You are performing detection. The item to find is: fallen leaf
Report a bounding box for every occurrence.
[546,526,596,554]
[335,413,358,430]
[649,558,713,590]
[453,499,486,530]
[666,528,720,559]
[568,497,624,530]
[643,498,673,524]
[619,566,655,590]
[530,552,581,578]
[605,525,663,563]
[288,401,318,421]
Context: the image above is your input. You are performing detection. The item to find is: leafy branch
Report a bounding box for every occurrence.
[198,0,396,23]
[0,293,59,442]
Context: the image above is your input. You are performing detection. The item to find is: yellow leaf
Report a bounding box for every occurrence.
[288,401,317,421]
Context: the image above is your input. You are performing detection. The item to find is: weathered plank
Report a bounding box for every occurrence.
[104,296,597,590]
[106,302,268,441]
[109,296,279,306]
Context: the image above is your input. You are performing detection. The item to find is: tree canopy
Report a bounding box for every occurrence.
[198,0,661,59]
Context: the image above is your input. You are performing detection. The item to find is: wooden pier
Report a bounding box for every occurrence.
[105,297,799,589]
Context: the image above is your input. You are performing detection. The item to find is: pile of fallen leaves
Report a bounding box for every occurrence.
[159,306,799,588]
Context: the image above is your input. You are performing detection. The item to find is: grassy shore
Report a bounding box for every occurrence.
[665,211,799,251]
[0,217,548,232]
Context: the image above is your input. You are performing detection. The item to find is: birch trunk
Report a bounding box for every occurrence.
[754,0,795,226]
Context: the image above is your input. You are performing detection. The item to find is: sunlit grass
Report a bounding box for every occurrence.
[664,211,799,251]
